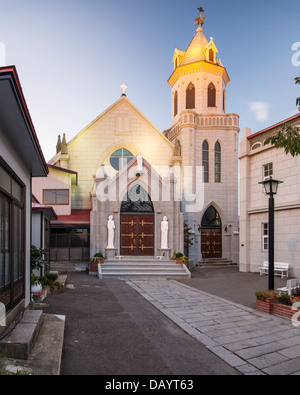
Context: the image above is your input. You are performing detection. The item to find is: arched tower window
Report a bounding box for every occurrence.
[174,91,178,117]
[202,140,209,183]
[215,141,221,183]
[208,83,216,107]
[209,48,214,62]
[186,83,195,109]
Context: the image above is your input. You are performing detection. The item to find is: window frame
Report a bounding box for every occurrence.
[208,82,216,108]
[0,157,25,312]
[215,141,221,183]
[202,140,209,183]
[43,189,69,206]
[262,223,268,252]
[186,82,195,110]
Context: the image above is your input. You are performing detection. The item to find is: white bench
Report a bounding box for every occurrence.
[260,261,289,278]
[277,279,300,296]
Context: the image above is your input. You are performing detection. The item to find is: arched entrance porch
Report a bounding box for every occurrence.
[120,185,154,256]
[201,206,222,259]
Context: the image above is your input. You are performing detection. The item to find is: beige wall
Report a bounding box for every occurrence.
[65,97,175,210]
[239,125,300,277]
[32,168,72,216]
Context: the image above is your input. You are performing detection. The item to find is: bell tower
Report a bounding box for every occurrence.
[168,7,230,124]
[164,8,240,265]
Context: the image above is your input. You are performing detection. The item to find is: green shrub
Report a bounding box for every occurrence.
[255,290,277,301]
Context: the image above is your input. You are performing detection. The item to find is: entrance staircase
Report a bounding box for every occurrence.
[197,258,237,267]
[98,257,191,280]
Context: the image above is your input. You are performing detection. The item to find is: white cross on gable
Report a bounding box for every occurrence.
[120,84,128,95]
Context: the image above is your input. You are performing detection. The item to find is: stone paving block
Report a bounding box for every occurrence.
[236,342,287,360]
[278,344,300,359]
[224,338,261,352]
[207,346,246,368]
[248,352,289,370]
[262,356,300,375]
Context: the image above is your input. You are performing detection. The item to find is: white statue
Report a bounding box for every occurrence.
[107,216,115,249]
[137,153,143,171]
[161,216,169,249]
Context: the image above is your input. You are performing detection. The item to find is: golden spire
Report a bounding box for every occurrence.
[194,6,206,28]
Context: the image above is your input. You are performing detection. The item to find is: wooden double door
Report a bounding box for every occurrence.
[121,214,154,256]
[201,228,222,259]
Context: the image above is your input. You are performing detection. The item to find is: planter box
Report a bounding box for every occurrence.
[89,258,105,274]
[256,297,279,314]
[256,297,300,320]
[173,258,189,268]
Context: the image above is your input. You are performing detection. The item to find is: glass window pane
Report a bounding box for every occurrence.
[4,200,10,286]
[0,166,11,194]
[0,197,3,288]
[56,190,69,205]
[14,205,19,281]
[44,190,56,204]
[11,180,23,203]
[57,235,69,248]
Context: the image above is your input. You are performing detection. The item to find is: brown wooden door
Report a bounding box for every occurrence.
[137,216,154,256]
[201,228,222,259]
[121,215,154,256]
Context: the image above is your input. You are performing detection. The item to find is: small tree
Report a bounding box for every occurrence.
[264,77,300,157]
[31,246,46,285]
[184,223,194,257]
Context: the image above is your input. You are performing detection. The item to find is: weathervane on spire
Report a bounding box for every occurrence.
[194,6,206,28]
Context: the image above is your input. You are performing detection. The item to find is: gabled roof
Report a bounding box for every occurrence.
[0,66,48,177]
[66,94,174,151]
[248,112,300,140]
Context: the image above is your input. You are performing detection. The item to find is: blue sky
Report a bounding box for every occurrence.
[0,0,299,161]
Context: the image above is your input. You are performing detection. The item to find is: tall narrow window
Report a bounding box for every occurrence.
[174,91,178,117]
[262,223,268,251]
[209,48,214,62]
[215,141,221,183]
[202,140,209,183]
[208,83,216,107]
[186,83,195,109]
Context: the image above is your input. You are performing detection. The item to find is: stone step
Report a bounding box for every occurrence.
[98,261,191,280]
[0,310,44,360]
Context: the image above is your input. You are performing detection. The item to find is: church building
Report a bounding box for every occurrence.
[32,9,240,269]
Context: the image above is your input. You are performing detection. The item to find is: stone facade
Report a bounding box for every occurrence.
[32,17,240,265]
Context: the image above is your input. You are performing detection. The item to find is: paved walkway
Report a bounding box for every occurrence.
[128,279,300,375]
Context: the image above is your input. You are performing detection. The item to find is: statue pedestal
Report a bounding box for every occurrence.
[158,248,171,260]
[105,248,116,259]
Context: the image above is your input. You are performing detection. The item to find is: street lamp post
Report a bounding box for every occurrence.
[259,177,283,290]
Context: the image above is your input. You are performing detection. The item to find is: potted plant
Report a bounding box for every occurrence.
[31,245,46,294]
[89,251,106,273]
[172,252,189,267]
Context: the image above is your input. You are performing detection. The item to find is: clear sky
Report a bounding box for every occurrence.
[0,0,299,161]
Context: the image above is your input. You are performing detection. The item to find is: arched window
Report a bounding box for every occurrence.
[215,142,221,183]
[174,91,178,117]
[209,48,214,62]
[110,148,134,171]
[121,185,154,213]
[208,83,216,107]
[202,140,209,183]
[186,83,195,109]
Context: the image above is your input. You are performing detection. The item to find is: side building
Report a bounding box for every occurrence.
[0,66,48,337]
[239,112,300,277]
